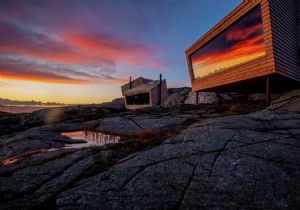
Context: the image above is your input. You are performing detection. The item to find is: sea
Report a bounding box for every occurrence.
[0,105,61,114]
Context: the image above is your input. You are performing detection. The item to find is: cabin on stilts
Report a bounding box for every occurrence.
[186,0,300,106]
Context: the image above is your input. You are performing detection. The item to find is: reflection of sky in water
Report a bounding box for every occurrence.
[1,131,120,166]
[60,131,120,148]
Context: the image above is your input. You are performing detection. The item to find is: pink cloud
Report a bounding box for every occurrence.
[62,33,155,66]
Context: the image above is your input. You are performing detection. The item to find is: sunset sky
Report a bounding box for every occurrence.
[191,6,266,79]
[0,0,241,104]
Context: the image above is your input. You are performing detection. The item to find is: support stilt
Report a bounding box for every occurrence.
[266,75,271,107]
[158,74,162,106]
[196,91,199,105]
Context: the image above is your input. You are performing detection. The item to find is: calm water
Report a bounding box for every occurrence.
[60,131,120,148]
[1,131,120,166]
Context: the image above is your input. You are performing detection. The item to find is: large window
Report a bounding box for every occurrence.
[191,6,266,80]
[126,92,150,105]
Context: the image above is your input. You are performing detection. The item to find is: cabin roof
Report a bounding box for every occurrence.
[124,80,165,94]
[121,77,153,96]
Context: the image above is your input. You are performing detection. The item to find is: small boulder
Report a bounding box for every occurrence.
[247,93,266,101]
[184,92,221,104]
[164,88,191,106]
[98,117,142,136]
[269,89,300,112]
[99,98,125,110]
[219,93,234,102]
[167,87,191,95]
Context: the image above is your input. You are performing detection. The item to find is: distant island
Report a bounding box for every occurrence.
[0,98,65,106]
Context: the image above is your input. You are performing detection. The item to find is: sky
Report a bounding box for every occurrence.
[0,0,242,104]
[191,6,266,79]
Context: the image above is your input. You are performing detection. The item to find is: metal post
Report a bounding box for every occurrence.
[196,91,199,104]
[129,76,132,89]
[158,74,162,106]
[266,75,271,107]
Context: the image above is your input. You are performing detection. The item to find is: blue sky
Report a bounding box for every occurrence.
[0,0,242,103]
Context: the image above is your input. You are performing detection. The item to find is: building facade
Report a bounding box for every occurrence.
[121,77,168,110]
[186,0,300,105]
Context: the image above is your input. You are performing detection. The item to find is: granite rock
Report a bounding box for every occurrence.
[269,89,300,112]
[0,89,299,209]
[164,88,191,106]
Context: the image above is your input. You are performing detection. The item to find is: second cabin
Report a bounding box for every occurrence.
[121,76,168,110]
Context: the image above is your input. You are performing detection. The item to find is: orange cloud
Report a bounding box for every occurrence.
[0,71,89,84]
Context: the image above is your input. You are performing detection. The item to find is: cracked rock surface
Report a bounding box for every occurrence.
[56,110,300,209]
[0,89,300,209]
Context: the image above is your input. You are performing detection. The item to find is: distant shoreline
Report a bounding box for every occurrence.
[1,104,66,108]
[0,105,61,114]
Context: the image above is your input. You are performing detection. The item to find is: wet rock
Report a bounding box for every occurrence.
[53,138,86,144]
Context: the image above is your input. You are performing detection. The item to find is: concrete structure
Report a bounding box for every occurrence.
[186,0,300,106]
[121,77,168,110]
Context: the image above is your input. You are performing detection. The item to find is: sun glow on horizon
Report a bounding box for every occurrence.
[0,79,121,104]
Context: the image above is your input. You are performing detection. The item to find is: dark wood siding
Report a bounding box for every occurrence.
[298,1,300,51]
[269,0,300,81]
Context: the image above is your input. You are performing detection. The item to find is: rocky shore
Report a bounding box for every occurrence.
[0,89,299,209]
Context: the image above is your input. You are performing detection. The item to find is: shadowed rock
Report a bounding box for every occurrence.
[269,89,300,112]
[0,89,299,209]
[184,92,233,104]
[164,88,191,106]
[55,109,300,209]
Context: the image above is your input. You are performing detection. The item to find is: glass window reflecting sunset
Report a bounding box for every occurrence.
[191,6,266,80]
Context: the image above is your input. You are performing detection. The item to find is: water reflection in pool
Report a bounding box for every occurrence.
[60,131,120,148]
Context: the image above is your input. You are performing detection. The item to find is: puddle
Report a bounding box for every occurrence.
[2,158,20,165]
[2,131,120,166]
[60,131,120,148]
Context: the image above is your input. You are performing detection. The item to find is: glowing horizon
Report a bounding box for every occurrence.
[191,6,266,80]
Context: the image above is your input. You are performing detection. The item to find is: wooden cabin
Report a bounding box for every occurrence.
[186,0,300,105]
[122,77,168,110]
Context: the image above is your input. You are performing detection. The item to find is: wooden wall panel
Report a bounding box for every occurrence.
[298,1,300,50]
[268,0,300,81]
